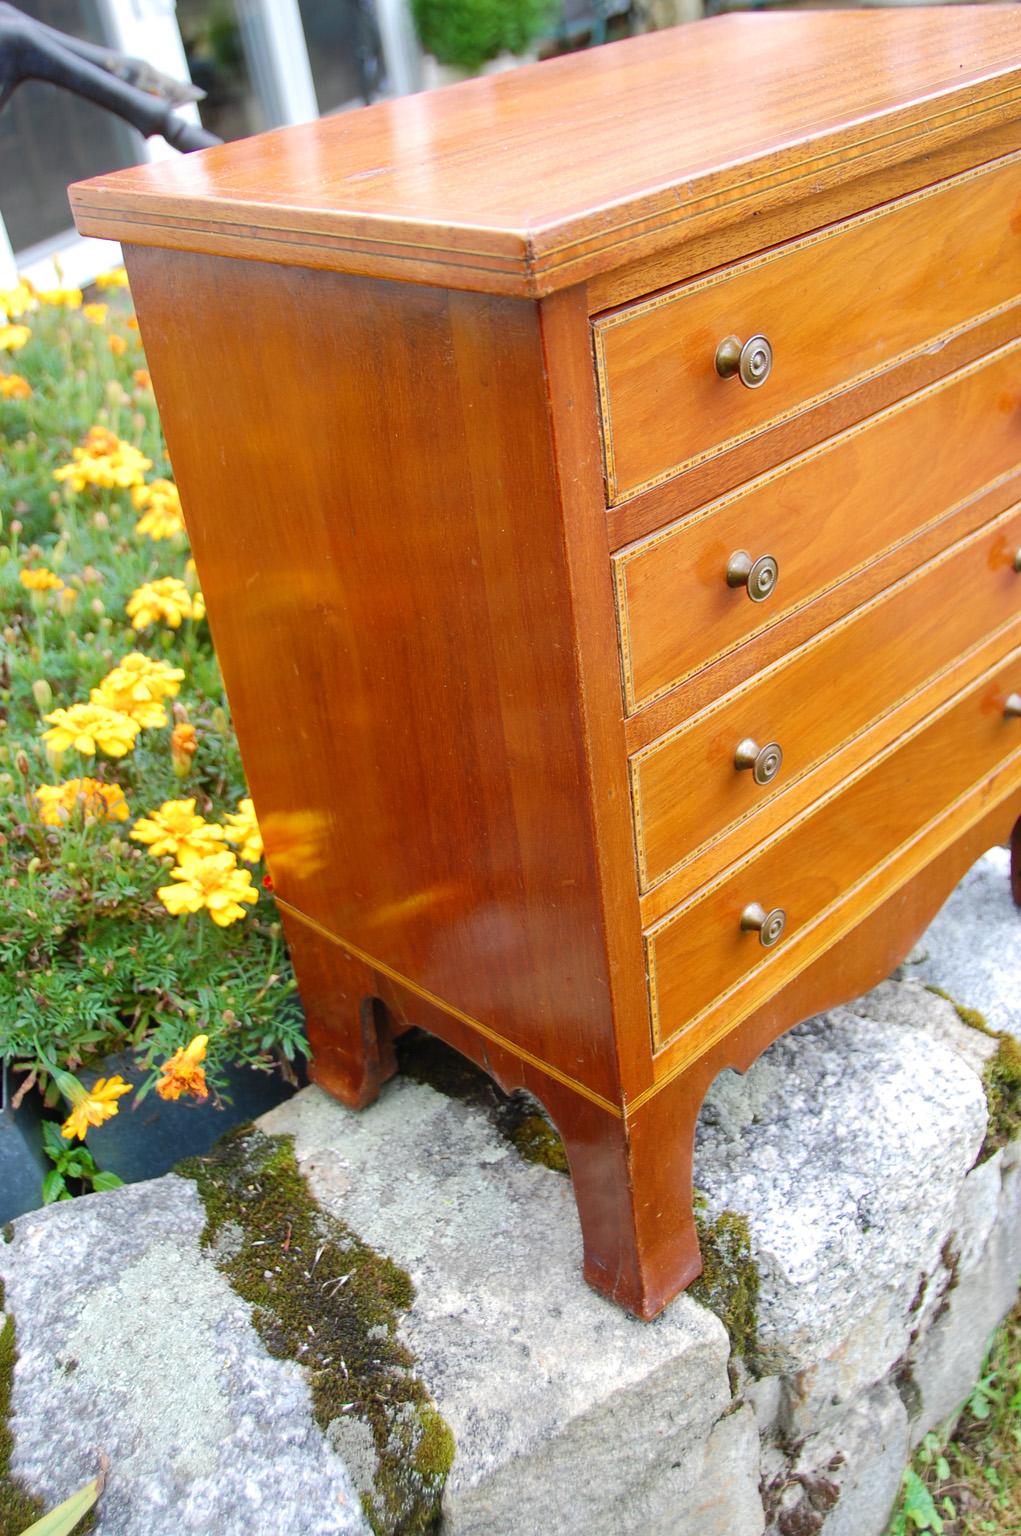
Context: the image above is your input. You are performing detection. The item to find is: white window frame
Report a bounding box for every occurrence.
[0,0,424,289]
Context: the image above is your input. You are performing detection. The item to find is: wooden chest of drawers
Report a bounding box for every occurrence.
[72,6,1021,1318]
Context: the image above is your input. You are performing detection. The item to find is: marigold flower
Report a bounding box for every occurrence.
[157,849,258,926]
[35,777,129,827]
[126,576,200,630]
[53,425,151,493]
[108,333,128,358]
[0,324,30,351]
[131,798,225,861]
[42,702,141,758]
[95,266,129,290]
[36,285,82,309]
[132,479,185,540]
[61,1074,131,1140]
[0,280,36,320]
[155,1034,209,1101]
[91,652,184,729]
[170,721,198,779]
[19,566,63,592]
[0,372,31,400]
[82,302,108,325]
[133,368,152,392]
[223,797,263,863]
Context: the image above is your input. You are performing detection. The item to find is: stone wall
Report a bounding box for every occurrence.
[0,848,1018,1535]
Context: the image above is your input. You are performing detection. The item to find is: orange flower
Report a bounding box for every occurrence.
[0,373,30,400]
[132,368,152,392]
[156,1034,209,1101]
[170,721,198,778]
[108,333,128,358]
[60,1075,132,1140]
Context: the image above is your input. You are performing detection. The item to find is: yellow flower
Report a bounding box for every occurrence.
[34,777,129,827]
[42,702,140,758]
[125,576,200,630]
[91,652,184,729]
[0,372,31,400]
[19,566,63,592]
[61,1075,132,1140]
[170,721,198,779]
[96,266,129,291]
[132,479,185,540]
[157,849,258,926]
[0,280,37,320]
[131,798,225,861]
[223,797,263,863]
[82,302,108,325]
[36,285,82,309]
[53,425,151,493]
[0,325,30,351]
[155,1034,209,1101]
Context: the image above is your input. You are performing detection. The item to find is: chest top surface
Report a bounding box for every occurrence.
[70,7,1021,297]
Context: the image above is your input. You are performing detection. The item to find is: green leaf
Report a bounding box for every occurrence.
[935,1456,950,1480]
[40,1120,66,1161]
[41,1169,67,1205]
[91,1171,123,1192]
[902,1468,943,1532]
[19,1476,100,1534]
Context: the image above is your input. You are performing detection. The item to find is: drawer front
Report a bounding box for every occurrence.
[648,644,1021,1050]
[616,342,1021,713]
[595,154,1021,504]
[634,504,1021,892]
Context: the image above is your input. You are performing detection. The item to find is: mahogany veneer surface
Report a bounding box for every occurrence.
[72,8,1021,1319]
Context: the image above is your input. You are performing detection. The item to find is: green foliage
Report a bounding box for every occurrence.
[0,286,303,1124]
[19,1479,99,1536]
[885,1298,1021,1535]
[40,1121,122,1205]
[180,1127,454,1535]
[981,1036,1021,1163]
[410,0,554,68]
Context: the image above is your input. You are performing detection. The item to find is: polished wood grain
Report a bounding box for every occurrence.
[634,505,1021,895]
[607,304,1021,554]
[649,645,1021,1050]
[595,154,1021,502]
[616,342,1021,713]
[107,7,1021,1319]
[71,8,1021,298]
[125,246,628,1108]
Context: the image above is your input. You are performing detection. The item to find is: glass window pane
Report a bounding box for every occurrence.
[298,0,384,113]
[0,0,142,255]
[177,0,273,141]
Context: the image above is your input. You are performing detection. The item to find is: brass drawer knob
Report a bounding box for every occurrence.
[740,902,787,948]
[727,550,779,602]
[735,738,784,785]
[715,333,774,389]
[1006,693,1021,719]
[1013,549,1021,573]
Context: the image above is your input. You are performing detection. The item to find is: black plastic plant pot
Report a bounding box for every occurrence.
[78,1050,307,1185]
[0,1090,50,1225]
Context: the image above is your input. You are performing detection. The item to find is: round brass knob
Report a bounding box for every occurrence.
[1005,693,1021,719]
[1013,549,1021,573]
[735,738,784,786]
[727,550,779,603]
[715,333,774,389]
[740,902,787,948]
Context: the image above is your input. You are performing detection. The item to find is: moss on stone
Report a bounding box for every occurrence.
[505,1110,570,1174]
[177,1125,454,1536]
[924,985,1021,1163]
[0,1278,45,1536]
[691,1196,761,1368]
[924,985,997,1037]
[981,1034,1021,1163]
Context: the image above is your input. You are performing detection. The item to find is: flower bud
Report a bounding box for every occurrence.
[31,678,52,713]
[90,598,104,616]
[211,707,229,736]
[14,749,30,778]
[56,587,77,616]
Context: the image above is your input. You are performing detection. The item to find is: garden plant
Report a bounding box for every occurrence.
[0,273,303,1186]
